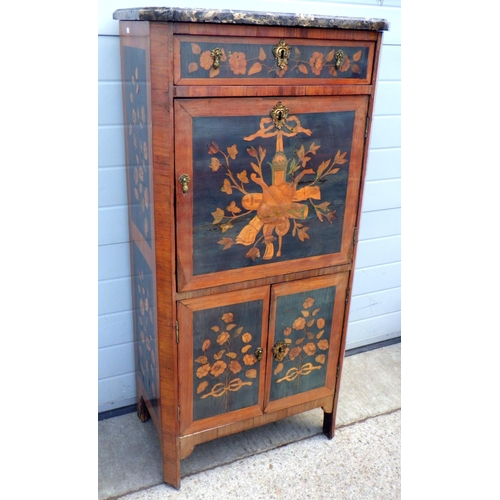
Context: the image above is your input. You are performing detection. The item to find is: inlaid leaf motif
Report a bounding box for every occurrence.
[298,64,308,74]
[225,352,238,359]
[353,50,362,62]
[197,381,209,394]
[218,238,234,250]
[195,356,208,364]
[191,43,201,54]
[222,178,233,195]
[237,170,249,183]
[213,349,225,360]
[316,330,325,339]
[227,144,238,159]
[241,344,252,353]
[274,362,284,375]
[259,47,267,61]
[212,208,225,224]
[188,62,198,73]
[326,49,335,62]
[315,354,326,364]
[248,62,262,76]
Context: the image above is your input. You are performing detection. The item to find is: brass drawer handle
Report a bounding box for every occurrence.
[179,174,190,194]
[255,347,264,361]
[211,47,223,69]
[334,49,345,70]
[272,340,287,361]
[272,38,291,70]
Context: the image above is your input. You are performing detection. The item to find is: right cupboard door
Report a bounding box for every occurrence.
[264,273,349,413]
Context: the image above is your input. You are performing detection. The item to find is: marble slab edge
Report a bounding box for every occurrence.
[113,7,389,31]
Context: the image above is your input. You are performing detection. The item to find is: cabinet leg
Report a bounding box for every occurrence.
[323,411,334,439]
[137,396,150,423]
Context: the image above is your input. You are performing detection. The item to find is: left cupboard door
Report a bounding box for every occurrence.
[177,286,270,436]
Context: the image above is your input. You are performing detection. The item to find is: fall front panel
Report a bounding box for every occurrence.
[175,97,367,291]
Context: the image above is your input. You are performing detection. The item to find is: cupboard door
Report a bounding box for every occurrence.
[175,96,368,292]
[177,286,270,435]
[264,273,348,413]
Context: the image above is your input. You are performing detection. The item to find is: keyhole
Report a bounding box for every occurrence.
[277,110,283,121]
[279,48,285,60]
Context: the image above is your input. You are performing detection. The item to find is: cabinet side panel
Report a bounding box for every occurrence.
[119,21,161,430]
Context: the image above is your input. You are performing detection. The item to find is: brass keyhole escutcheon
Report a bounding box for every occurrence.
[179,174,190,194]
[269,101,289,130]
[255,347,264,361]
[272,38,291,70]
[211,47,223,69]
[272,340,287,362]
[334,49,345,70]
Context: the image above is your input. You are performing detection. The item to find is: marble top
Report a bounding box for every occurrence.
[113,7,389,31]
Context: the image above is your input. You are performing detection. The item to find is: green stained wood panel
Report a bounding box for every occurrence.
[123,45,152,245]
[191,109,354,274]
[270,284,336,402]
[179,39,371,80]
[131,243,158,418]
[192,299,264,421]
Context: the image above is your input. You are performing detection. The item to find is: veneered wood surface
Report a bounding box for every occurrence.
[118,18,384,489]
[178,286,270,436]
[175,95,368,292]
[149,22,181,489]
[264,273,348,414]
[174,35,375,86]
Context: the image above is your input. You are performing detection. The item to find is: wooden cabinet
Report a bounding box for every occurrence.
[114,6,388,489]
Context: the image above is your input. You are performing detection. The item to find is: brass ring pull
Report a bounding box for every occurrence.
[254,347,264,361]
[334,49,345,70]
[179,174,190,194]
[272,39,291,70]
[272,340,287,362]
[211,48,223,69]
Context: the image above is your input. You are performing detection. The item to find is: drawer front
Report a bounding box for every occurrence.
[174,35,375,85]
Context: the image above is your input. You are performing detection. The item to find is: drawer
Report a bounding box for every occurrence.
[174,35,375,86]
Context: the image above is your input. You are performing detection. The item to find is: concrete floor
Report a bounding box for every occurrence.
[99,342,401,499]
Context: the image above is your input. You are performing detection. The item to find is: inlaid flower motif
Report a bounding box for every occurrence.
[303,297,315,309]
[229,360,242,374]
[196,364,211,378]
[242,332,252,343]
[316,318,326,329]
[216,331,230,345]
[293,317,306,330]
[303,342,316,356]
[318,339,329,350]
[221,312,234,323]
[243,354,257,366]
[228,52,247,75]
[309,52,325,75]
[200,50,213,70]
[210,360,227,377]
